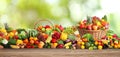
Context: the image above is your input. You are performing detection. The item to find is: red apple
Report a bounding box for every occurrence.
[26,45,31,48]
[112,34,118,38]
[79,24,85,29]
[31,45,34,48]
[57,44,64,48]
[34,40,39,45]
[86,24,92,30]
[44,25,51,29]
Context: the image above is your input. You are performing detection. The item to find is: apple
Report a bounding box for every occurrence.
[31,45,34,48]
[41,28,46,32]
[57,44,64,48]
[112,34,118,38]
[79,24,85,29]
[86,24,92,30]
[44,25,51,29]
[34,40,39,45]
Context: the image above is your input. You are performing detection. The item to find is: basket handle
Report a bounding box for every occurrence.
[34,19,54,29]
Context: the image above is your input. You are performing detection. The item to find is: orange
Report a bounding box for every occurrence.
[114,45,118,49]
[23,39,29,44]
[38,45,43,48]
[33,37,38,41]
[29,37,34,40]
[38,42,44,48]
[117,44,120,48]
[111,43,114,47]
[82,38,88,42]
[55,24,59,28]
[38,26,43,30]
[43,34,48,39]
[30,40,34,44]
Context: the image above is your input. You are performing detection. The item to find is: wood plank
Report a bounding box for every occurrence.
[0,49,120,57]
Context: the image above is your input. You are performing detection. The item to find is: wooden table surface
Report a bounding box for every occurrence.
[0,49,120,57]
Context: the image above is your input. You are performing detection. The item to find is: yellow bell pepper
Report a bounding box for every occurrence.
[60,32,68,41]
[16,40,23,45]
[51,43,58,48]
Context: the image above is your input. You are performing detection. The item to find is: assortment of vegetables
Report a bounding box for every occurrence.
[0,16,120,50]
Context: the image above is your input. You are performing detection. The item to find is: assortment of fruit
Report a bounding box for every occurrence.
[0,16,120,50]
[78,15,109,30]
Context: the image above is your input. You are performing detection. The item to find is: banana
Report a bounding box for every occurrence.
[10,45,20,49]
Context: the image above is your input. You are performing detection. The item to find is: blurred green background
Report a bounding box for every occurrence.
[0,0,120,36]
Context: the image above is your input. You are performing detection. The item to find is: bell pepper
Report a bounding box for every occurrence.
[60,32,68,41]
[16,39,23,45]
[51,43,58,48]
[8,38,16,45]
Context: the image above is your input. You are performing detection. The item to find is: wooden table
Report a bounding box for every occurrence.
[0,49,120,57]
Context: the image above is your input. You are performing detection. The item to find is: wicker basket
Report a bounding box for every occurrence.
[77,26,108,39]
[34,19,54,42]
[34,19,54,29]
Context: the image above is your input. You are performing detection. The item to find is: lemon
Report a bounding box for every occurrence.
[81,45,85,49]
[98,45,103,50]
[81,42,85,45]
